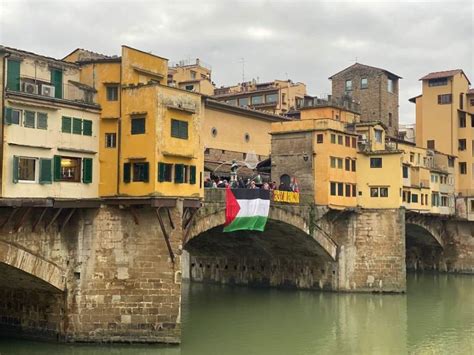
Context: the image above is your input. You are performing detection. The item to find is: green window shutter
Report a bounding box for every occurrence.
[158,163,165,182]
[53,155,62,181]
[72,118,82,134]
[12,156,19,183]
[180,121,188,139]
[37,112,48,130]
[62,116,72,133]
[24,111,35,128]
[142,162,149,182]
[39,159,53,184]
[4,107,13,125]
[190,165,196,184]
[82,120,92,136]
[171,119,179,137]
[6,59,20,91]
[82,158,93,183]
[123,163,131,183]
[175,164,184,183]
[50,69,63,99]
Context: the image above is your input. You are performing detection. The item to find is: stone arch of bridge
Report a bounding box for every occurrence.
[0,240,65,292]
[185,205,337,261]
[405,218,444,249]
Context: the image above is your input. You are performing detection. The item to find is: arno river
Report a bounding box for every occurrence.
[0,274,472,354]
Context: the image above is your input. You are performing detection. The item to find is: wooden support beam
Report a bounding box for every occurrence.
[13,207,31,233]
[46,208,63,230]
[167,208,175,230]
[32,207,48,232]
[129,206,140,225]
[155,208,175,263]
[59,208,76,232]
[1,208,19,230]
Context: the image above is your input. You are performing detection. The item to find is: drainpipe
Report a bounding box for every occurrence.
[117,62,122,196]
[1,51,11,196]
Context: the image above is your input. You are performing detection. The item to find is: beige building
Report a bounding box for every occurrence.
[1,46,100,199]
[168,59,215,96]
[410,69,473,219]
[213,79,307,115]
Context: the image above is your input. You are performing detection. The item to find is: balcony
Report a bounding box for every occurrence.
[6,77,99,107]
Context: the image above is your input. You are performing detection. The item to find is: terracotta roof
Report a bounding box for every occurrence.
[419,69,470,84]
[408,94,422,103]
[467,88,474,95]
[329,63,402,80]
[0,45,78,67]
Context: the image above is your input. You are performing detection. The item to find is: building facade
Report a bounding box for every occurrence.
[1,46,101,199]
[213,79,306,115]
[168,59,215,96]
[411,69,473,219]
[330,63,401,137]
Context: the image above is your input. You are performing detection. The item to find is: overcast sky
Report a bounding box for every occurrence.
[1,0,472,123]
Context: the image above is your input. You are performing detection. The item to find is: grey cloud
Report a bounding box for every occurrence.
[1,0,472,123]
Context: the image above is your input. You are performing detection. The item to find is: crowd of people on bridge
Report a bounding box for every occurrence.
[204,175,300,192]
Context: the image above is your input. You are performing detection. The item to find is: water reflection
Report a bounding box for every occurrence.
[0,274,472,355]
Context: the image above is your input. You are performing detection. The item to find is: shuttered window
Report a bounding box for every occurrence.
[171,119,188,139]
[53,155,61,181]
[4,107,13,124]
[83,120,92,136]
[37,112,48,130]
[158,163,173,182]
[190,165,196,184]
[132,162,149,182]
[82,158,93,183]
[175,164,184,183]
[39,158,52,184]
[123,163,131,183]
[50,68,63,99]
[72,118,82,134]
[131,117,145,134]
[6,59,20,91]
[62,116,72,133]
[12,156,19,183]
[24,111,35,128]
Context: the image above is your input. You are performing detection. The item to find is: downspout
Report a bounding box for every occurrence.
[117,62,122,196]
[1,52,11,196]
[450,78,454,156]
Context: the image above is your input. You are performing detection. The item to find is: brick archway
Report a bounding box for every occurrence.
[0,240,65,292]
[405,214,445,249]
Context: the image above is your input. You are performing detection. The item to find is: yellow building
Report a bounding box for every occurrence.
[65,46,203,198]
[410,69,473,219]
[298,96,360,124]
[168,59,215,95]
[1,46,101,200]
[214,79,306,115]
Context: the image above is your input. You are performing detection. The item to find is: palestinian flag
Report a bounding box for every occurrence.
[224,188,270,232]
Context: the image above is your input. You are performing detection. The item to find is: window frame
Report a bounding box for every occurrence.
[171,119,189,140]
[360,78,368,89]
[105,133,117,148]
[106,85,119,101]
[131,116,146,135]
[370,157,383,168]
[16,156,38,183]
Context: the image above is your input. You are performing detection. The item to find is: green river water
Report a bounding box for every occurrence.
[0,274,472,355]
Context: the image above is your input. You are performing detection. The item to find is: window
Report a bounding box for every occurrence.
[106,85,119,101]
[4,108,21,125]
[388,113,392,127]
[72,118,82,134]
[37,112,48,130]
[337,183,343,196]
[82,120,92,136]
[266,93,278,103]
[360,78,368,89]
[370,157,382,168]
[131,117,146,135]
[459,162,467,174]
[6,59,20,91]
[459,112,466,127]
[190,70,196,79]
[131,162,149,182]
[24,111,35,128]
[244,133,250,142]
[352,185,356,197]
[410,153,414,163]
[345,136,350,147]
[17,157,36,182]
[351,159,356,172]
[185,85,194,91]
[428,78,447,87]
[351,137,356,148]
[330,182,336,196]
[370,187,379,197]
[316,134,324,143]
[427,140,435,149]
[337,158,343,169]
[403,166,408,179]
[330,157,337,168]
[448,157,455,167]
[374,129,383,143]
[345,80,352,91]
[171,119,188,139]
[50,68,63,99]
[458,139,466,151]
[380,187,388,197]
[331,134,336,144]
[62,116,72,133]
[345,158,351,171]
[158,162,173,182]
[438,94,452,104]
[337,135,343,145]
[55,156,82,182]
[175,164,185,183]
[470,99,474,106]
[345,184,351,197]
[226,99,237,105]
[238,97,249,107]
[412,194,418,203]
[105,133,116,148]
[251,95,263,105]
[387,79,394,93]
